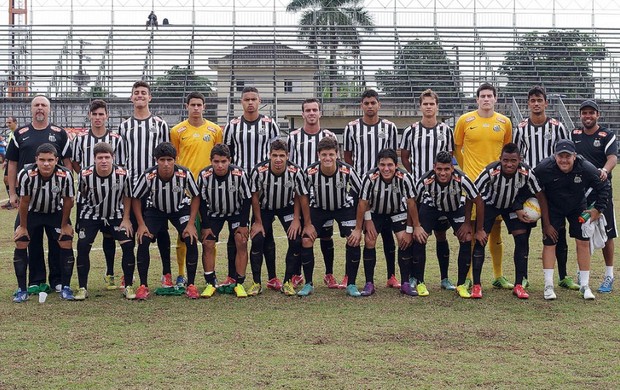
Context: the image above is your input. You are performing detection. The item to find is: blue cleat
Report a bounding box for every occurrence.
[13,289,29,303]
[598,276,614,293]
[60,286,75,301]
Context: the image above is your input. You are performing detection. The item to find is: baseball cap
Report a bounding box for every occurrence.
[554,139,576,155]
[579,99,599,112]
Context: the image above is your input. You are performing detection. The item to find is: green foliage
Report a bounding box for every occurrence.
[499,29,607,98]
[151,65,212,99]
[88,85,115,98]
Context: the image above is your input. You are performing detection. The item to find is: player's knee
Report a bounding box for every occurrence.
[302,237,314,248]
[251,232,265,246]
[15,240,29,250]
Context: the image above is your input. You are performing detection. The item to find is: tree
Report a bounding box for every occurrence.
[151,65,212,99]
[88,85,116,98]
[376,39,462,106]
[499,30,607,99]
[286,0,374,97]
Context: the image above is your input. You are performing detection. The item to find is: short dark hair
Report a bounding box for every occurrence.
[186,91,205,104]
[317,136,339,153]
[527,85,547,101]
[153,142,176,159]
[501,143,520,156]
[361,89,379,102]
[270,139,288,153]
[93,142,114,157]
[435,151,452,164]
[377,148,398,165]
[132,80,151,93]
[302,98,321,111]
[6,116,17,123]
[211,143,231,159]
[36,143,58,157]
[419,89,439,105]
[476,82,496,98]
[89,99,108,114]
[241,86,259,95]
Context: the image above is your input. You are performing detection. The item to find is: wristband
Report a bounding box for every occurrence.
[405,226,414,233]
[364,211,372,221]
[601,167,608,173]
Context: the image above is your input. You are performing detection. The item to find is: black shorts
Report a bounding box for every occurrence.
[254,204,296,234]
[418,203,466,236]
[77,218,131,244]
[203,213,246,241]
[544,206,588,245]
[309,207,356,238]
[587,189,617,239]
[417,200,449,232]
[482,204,532,234]
[144,206,192,238]
[14,210,73,242]
[370,211,407,234]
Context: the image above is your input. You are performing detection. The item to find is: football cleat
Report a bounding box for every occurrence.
[281,281,296,296]
[234,284,248,298]
[266,277,283,291]
[185,284,199,299]
[416,283,430,297]
[74,288,89,301]
[104,275,116,290]
[200,284,216,298]
[512,284,529,299]
[247,282,263,296]
[323,274,339,289]
[297,283,314,297]
[471,284,482,299]
[386,274,401,289]
[291,274,304,288]
[161,273,174,288]
[135,285,150,300]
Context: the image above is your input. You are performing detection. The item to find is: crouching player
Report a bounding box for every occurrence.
[471,143,548,299]
[74,143,135,300]
[348,148,416,296]
[132,143,200,300]
[249,139,315,296]
[197,144,252,298]
[12,143,75,302]
[410,151,486,299]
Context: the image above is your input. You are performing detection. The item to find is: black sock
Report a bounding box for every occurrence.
[436,240,450,280]
[320,239,334,275]
[156,230,171,275]
[120,241,135,286]
[472,242,485,285]
[345,244,361,286]
[250,233,264,283]
[204,272,217,286]
[13,248,29,291]
[60,247,75,287]
[136,241,151,287]
[236,273,246,286]
[285,239,301,283]
[227,237,236,278]
[102,235,116,276]
[457,241,472,285]
[363,247,376,283]
[76,248,90,289]
[411,242,427,283]
[184,238,198,286]
[300,246,314,284]
[381,229,396,278]
[397,248,410,285]
[264,233,277,280]
[513,232,530,285]
[556,228,568,280]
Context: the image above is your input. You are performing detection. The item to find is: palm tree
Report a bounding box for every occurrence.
[286,0,374,97]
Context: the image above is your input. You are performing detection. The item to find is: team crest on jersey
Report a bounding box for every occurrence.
[258,164,269,173]
[112,181,121,190]
[449,187,459,195]
[339,166,351,175]
[175,170,187,178]
[336,180,346,189]
[173,185,182,192]
[490,168,501,176]
[377,131,386,139]
[203,134,211,142]
[573,130,583,135]
[261,117,272,123]
[48,134,57,142]
[55,170,67,178]
[307,167,319,175]
[176,126,187,134]
[115,168,127,175]
[437,131,446,141]
[82,168,93,176]
[574,176,582,183]
[496,117,506,124]
[51,126,62,132]
[284,180,294,188]
[147,172,157,180]
[287,165,298,174]
[599,131,607,137]
[493,125,501,132]
[594,139,601,147]
[232,168,243,177]
[228,185,237,193]
[369,172,380,180]
[51,185,60,193]
[465,116,476,123]
[544,131,552,140]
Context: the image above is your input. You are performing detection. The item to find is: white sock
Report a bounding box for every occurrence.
[580,270,590,287]
[543,269,554,287]
[606,266,614,278]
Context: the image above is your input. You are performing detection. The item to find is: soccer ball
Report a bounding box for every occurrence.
[522,197,541,222]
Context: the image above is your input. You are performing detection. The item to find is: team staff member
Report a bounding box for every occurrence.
[411,151,486,299]
[119,81,173,288]
[349,148,416,296]
[513,86,574,290]
[300,137,362,297]
[400,89,456,291]
[223,86,280,288]
[532,139,609,300]
[197,144,252,298]
[74,143,135,301]
[72,99,126,290]
[7,95,72,293]
[288,98,338,289]
[344,89,400,289]
[132,143,201,300]
[12,144,75,302]
[249,139,314,296]
[2,116,18,209]
[454,83,513,290]
[472,143,548,299]
[170,92,223,287]
[572,99,617,293]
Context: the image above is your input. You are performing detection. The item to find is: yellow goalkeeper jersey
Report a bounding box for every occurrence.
[170,119,223,177]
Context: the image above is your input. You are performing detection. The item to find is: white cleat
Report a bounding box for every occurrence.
[580,285,595,300]
[544,285,557,300]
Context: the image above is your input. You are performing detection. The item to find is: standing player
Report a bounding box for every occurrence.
[533,139,609,300]
[572,100,617,293]
[512,86,574,290]
[197,144,252,298]
[170,92,223,287]
[454,82,513,290]
[118,81,173,288]
[249,139,314,295]
[132,143,200,300]
[343,89,400,289]
[72,99,126,290]
[400,89,456,290]
[12,144,75,302]
[223,86,280,288]
[2,116,18,209]
[410,151,486,299]
[300,137,362,297]
[6,95,72,293]
[349,148,416,296]
[288,98,338,288]
[74,143,134,300]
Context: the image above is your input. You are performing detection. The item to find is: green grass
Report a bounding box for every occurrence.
[0,169,619,388]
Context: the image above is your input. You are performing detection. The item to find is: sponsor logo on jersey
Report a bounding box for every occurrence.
[465,116,476,123]
[496,117,506,124]
[231,168,243,177]
[258,164,269,173]
[307,166,319,175]
[518,119,528,128]
[369,172,380,180]
[339,165,351,174]
[599,131,607,137]
[287,165,298,173]
[202,169,213,178]
[518,168,529,176]
[230,118,241,125]
[147,172,157,180]
[110,132,121,139]
[175,170,187,178]
[18,127,29,134]
[261,116,273,123]
[424,177,435,185]
[115,168,127,175]
[348,119,360,126]
[51,126,63,132]
[55,169,67,178]
[176,126,187,134]
[29,170,39,177]
[549,118,559,125]
[82,168,94,176]
[395,171,404,179]
[452,174,461,182]
[573,129,583,134]
[491,168,501,176]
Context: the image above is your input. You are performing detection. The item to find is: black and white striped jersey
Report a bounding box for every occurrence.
[78,165,131,220]
[400,121,454,182]
[117,115,169,186]
[513,118,569,168]
[305,161,361,211]
[343,118,398,175]
[223,114,280,174]
[197,165,252,218]
[250,159,308,211]
[132,165,199,213]
[72,129,126,169]
[474,161,542,209]
[415,168,479,212]
[287,127,337,170]
[359,167,416,215]
[17,164,75,213]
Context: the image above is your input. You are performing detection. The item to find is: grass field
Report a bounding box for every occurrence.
[0,167,619,389]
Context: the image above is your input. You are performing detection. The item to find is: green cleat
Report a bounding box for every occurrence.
[558,277,580,290]
[74,288,88,301]
[440,278,456,291]
[456,284,471,299]
[492,276,514,289]
[297,283,314,297]
[247,282,263,296]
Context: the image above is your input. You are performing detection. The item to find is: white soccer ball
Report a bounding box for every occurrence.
[522,197,541,222]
